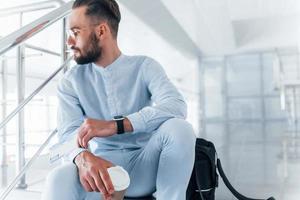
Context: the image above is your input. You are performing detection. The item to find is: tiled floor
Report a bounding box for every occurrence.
[1,121,300,200]
[208,121,300,200]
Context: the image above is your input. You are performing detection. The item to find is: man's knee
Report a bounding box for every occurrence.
[43,163,80,199]
[158,118,196,150]
[46,163,78,185]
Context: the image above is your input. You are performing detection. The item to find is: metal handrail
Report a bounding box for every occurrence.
[0,0,62,17]
[0,56,72,131]
[24,43,61,57]
[0,129,58,200]
[0,0,74,56]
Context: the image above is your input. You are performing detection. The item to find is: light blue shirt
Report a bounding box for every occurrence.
[57,54,187,161]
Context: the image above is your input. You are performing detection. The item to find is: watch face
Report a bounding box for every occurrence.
[114,115,125,120]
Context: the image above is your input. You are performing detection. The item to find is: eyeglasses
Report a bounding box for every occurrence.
[67,23,101,40]
[67,29,80,40]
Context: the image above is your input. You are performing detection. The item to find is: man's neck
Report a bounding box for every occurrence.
[94,44,121,68]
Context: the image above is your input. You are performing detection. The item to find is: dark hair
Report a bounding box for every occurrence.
[73,0,121,38]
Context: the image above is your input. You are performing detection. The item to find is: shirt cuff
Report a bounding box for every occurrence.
[126,112,146,133]
[66,148,87,163]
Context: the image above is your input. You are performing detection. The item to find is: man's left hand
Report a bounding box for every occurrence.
[78,118,116,148]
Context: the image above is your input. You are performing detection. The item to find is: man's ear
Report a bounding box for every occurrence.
[96,23,109,39]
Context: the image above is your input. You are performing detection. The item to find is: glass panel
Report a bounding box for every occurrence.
[203,60,223,118]
[262,53,279,95]
[264,97,286,119]
[228,98,262,120]
[281,54,300,80]
[227,54,260,96]
[228,122,263,144]
[204,123,225,149]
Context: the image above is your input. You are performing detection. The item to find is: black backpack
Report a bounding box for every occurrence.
[186,138,276,200]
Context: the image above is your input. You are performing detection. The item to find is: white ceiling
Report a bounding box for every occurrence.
[119,0,300,56]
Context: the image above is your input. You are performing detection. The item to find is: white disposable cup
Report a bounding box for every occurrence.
[103,166,130,200]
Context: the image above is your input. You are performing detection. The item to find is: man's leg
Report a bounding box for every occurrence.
[42,163,86,200]
[126,118,196,200]
[42,150,125,200]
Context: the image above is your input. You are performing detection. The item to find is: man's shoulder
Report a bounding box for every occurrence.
[64,63,91,79]
[125,54,157,68]
[58,63,92,87]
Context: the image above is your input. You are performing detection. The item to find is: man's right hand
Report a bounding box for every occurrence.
[74,151,115,200]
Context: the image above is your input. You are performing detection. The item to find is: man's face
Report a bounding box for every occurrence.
[67,6,102,64]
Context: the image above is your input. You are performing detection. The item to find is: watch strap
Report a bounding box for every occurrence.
[113,116,125,134]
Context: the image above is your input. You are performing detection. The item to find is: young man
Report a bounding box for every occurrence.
[42,0,196,199]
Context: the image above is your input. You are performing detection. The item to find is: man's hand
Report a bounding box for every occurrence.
[78,118,117,148]
[78,118,134,148]
[75,151,115,200]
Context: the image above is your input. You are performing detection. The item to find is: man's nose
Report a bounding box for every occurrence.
[66,35,75,46]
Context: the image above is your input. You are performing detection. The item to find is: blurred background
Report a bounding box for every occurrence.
[0,0,299,199]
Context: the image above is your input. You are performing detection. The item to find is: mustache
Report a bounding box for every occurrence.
[70,46,80,51]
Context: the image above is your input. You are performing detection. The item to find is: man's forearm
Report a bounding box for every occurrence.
[123,117,133,132]
[74,117,134,165]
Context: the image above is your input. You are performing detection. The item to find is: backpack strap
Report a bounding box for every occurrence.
[196,183,205,200]
[216,158,275,200]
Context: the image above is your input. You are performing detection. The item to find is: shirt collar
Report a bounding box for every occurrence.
[92,53,125,73]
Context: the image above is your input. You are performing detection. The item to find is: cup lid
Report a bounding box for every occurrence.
[107,166,130,191]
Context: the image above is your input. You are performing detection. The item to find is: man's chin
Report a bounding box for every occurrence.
[74,56,93,65]
[74,54,85,64]
[74,58,87,65]
[73,51,100,65]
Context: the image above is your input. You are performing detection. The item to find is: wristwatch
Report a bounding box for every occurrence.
[113,115,125,134]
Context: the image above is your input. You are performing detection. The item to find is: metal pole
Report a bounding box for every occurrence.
[0,57,8,187]
[223,56,229,138]
[16,12,27,189]
[260,54,266,136]
[223,56,231,171]
[259,53,267,184]
[197,56,205,137]
[292,87,297,154]
[62,17,69,72]
[24,44,61,57]
[46,97,51,137]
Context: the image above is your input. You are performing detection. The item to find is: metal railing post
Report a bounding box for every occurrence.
[15,12,27,189]
[0,57,8,187]
[62,17,70,72]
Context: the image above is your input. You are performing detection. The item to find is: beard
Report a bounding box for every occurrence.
[72,33,102,65]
